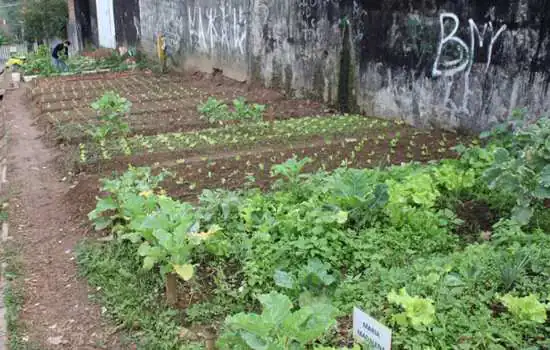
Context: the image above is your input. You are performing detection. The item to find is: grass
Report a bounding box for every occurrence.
[76,240,205,350]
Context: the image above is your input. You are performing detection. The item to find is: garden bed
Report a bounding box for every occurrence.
[33,68,550,350]
[74,118,550,349]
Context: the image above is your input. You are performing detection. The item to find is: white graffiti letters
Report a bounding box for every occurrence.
[188,5,247,55]
[432,13,507,77]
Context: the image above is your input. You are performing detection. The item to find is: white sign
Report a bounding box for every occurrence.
[353,307,392,350]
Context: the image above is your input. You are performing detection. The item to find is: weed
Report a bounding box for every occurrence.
[2,243,40,350]
[76,240,203,349]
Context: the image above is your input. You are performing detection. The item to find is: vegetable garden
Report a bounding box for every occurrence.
[30,71,550,349]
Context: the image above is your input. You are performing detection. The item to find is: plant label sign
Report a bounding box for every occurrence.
[353,307,392,350]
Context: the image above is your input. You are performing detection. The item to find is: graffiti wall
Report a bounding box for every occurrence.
[139,0,550,130]
[350,0,550,130]
[139,0,250,80]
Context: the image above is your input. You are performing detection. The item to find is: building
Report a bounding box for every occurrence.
[67,0,140,51]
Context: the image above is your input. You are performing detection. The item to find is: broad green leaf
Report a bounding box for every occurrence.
[226,313,273,338]
[511,205,533,226]
[119,231,142,243]
[372,183,389,208]
[304,258,336,286]
[143,256,156,270]
[258,292,293,326]
[274,270,296,289]
[281,307,313,340]
[94,196,118,213]
[153,229,173,250]
[387,288,435,327]
[282,304,336,344]
[92,216,112,231]
[239,332,269,350]
[493,148,510,163]
[137,242,151,256]
[160,264,172,276]
[173,264,194,281]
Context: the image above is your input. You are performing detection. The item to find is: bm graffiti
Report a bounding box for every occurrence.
[432,12,507,77]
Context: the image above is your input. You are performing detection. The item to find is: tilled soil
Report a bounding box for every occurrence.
[5,87,124,349]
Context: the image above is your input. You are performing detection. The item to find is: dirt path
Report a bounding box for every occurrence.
[5,86,120,349]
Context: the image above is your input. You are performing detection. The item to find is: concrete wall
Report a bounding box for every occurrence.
[138,0,550,131]
[139,0,250,81]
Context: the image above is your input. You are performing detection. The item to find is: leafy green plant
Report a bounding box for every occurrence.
[271,156,313,189]
[197,97,265,123]
[133,195,204,305]
[22,44,57,76]
[81,118,550,349]
[433,162,476,193]
[387,288,435,328]
[233,97,266,122]
[198,97,230,123]
[326,168,388,228]
[198,189,243,222]
[89,167,217,305]
[217,291,338,349]
[86,91,132,144]
[499,294,547,324]
[88,166,170,232]
[482,116,550,225]
[274,258,338,305]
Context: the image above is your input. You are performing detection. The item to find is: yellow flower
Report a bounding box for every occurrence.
[139,190,153,198]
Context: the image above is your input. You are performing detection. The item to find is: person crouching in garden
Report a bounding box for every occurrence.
[52,41,70,72]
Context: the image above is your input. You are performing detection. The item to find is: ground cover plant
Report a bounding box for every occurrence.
[84,91,132,144]
[77,111,550,349]
[74,115,463,177]
[198,97,266,123]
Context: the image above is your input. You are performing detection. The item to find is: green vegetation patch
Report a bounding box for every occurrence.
[78,115,403,163]
[77,112,550,349]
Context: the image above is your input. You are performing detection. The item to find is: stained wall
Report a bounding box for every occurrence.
[139,0,550,130]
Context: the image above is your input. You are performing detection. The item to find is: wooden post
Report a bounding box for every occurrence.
[165,272,177,306]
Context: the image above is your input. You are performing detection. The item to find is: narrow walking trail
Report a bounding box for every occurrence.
[5,87,120,349]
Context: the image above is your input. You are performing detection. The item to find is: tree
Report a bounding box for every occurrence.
[0,0,23,41]
[22,0,67,42]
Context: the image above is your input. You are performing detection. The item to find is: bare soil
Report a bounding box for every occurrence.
[5,87,124,349]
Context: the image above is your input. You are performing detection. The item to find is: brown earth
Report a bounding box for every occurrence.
[5,87,125,349]
[33,71,333,145]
